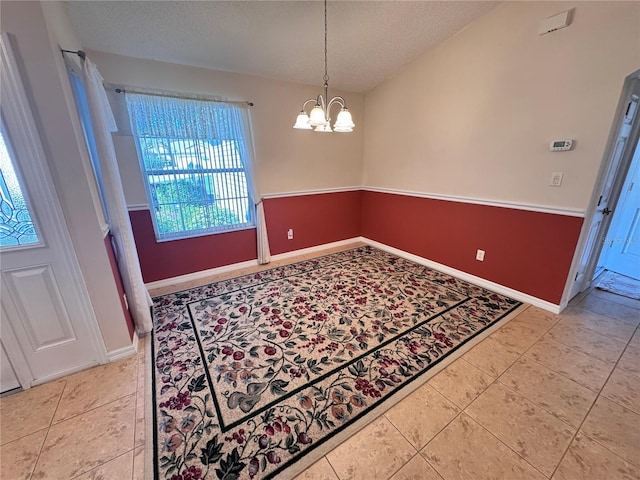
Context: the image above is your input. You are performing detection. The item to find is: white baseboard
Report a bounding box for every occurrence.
[145,259,259,291]
[144,237,363,292]
[143,236,559,313]
[107,342,138,362]
[132,330,140,354]
[270,237,363,263]
[361,237,562,314]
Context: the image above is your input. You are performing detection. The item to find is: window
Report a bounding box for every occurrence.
[66,64,110,224]
[125,93,254,241]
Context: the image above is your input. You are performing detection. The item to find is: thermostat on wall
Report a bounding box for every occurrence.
[550,140,573,151]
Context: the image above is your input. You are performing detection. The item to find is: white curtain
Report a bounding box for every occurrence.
[230,105,271,264]
[82,59,153,334]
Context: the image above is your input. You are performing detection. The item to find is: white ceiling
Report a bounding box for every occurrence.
[65,1,498,93]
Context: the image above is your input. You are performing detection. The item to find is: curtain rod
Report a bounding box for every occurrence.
[110,85,254,107]
[61,49,86,60]
[59,51,254,107]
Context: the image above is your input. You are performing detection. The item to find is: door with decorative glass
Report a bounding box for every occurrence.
[0,33,105,391]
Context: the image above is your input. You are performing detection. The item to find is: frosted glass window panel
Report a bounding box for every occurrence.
[0,129,40,247]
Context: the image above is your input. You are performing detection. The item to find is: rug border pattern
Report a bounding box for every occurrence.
[150,246,524,480]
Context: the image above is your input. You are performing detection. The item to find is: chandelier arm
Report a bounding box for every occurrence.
[327,96,347,111]
[317,93,327,111]
[301,98,319,111]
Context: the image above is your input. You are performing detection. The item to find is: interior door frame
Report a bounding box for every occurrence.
[561,71,640,307]
[0,32,108,388]
[598,139,640,276]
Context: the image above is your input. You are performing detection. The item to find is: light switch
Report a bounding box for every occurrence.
[550,172,564,187]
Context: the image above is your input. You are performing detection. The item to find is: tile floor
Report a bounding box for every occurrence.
[1,261,639,479]
[0,339,146,480]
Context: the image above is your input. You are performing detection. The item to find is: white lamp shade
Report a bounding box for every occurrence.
[293,112,312,129]
[334,108,355,129]
[308,105,327,126]
[314,123,333,132]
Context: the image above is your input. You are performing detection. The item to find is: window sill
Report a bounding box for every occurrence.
[154,224,256,243]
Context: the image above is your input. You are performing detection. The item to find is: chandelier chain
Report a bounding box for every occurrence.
[323,0,329,84]
[292,0,354,132]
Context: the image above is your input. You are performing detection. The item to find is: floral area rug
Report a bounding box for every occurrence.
[151,246,521,479]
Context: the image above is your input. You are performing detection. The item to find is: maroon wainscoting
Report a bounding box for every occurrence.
[360,191,583,305]
[129,189,581,304]
[129,190,361,283]
[104,234,135,340]
[129,210,257,283]
[263,191,362,255]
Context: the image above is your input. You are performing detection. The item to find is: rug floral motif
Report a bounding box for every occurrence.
[152,246,521,479]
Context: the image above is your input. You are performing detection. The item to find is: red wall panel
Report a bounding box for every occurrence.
[129,210,257,283]
[263,191,361,255]
[129,190,361,283]
[104,234,135,340]
[360,191,583,304]
[130,190,582,305]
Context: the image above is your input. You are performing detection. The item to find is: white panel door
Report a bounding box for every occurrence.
[570,116,636,297]
[0,33,105,389]
[601,142,640,279]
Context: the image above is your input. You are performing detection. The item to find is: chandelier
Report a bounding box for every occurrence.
[293,0,355,133]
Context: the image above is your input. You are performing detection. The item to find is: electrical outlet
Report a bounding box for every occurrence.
[287,228,294,240]
[550,172,564,187]
[476,249,485,261]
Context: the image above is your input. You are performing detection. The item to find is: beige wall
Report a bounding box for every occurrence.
[363,1,640,211]
[85,51,365,207]
[1,1,132,353]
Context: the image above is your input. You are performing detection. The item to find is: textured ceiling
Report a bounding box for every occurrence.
[65,1,498,93]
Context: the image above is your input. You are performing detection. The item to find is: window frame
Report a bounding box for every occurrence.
[64,58,110,231]
[126,95,256,242]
